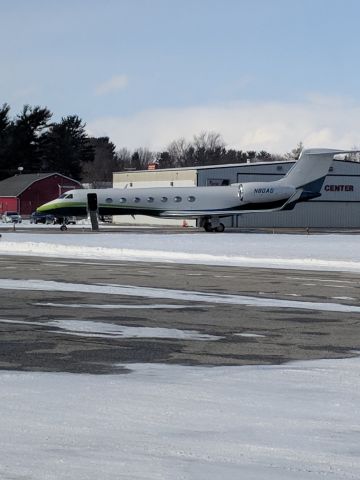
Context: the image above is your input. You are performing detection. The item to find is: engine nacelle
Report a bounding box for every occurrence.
[238,182,296,203]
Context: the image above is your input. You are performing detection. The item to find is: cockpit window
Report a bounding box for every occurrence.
[59,193,73,199]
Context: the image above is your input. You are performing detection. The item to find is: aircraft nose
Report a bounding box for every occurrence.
[36,204,45,213]
[36,201,52,213]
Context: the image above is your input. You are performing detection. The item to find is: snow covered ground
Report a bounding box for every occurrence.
[1,229,360,272]
[1,359,360,479]
[1,229,360,479]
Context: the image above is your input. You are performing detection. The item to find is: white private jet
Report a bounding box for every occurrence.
[37,148,354,232]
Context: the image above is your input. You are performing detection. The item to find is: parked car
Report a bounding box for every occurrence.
[30,212,55,224]
[1,211,22,223]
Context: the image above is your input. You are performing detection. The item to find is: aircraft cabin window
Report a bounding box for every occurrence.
[106,198,113,204]
[119,197,127,203]
[147,197,154,203]
[187,196,196,202]
[161,196,168,202]
[134,197,141,203]
[174,196,182,202]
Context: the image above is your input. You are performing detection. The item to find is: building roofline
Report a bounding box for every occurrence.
[19,174,80,196]
[113,161,292,174]
[0,173,82,197]
[113,157,360,175]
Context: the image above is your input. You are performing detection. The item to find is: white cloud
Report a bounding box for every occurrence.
[94,74,128,95]
[87,96,360,153]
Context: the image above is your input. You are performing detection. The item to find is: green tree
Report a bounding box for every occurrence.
[9,105,52,174]
[256,150,272,162]
[193,131,226,166]
[224,149,246,164]
[81,137,117,185]
[157,151,174,169]
[246,150,256,162]
[130,148,153,170]
[0,103,12,180]
[40,115,94,179]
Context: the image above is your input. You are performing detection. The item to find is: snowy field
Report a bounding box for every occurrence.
[2,359,360,480]
[0,228,360,479]
[1,228,360,272]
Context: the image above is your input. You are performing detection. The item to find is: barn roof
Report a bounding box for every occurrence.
[0,173,81,197]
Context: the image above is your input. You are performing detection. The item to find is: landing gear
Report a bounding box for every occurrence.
[215,223,225,232]
[57,217,68,231]
[204,222,213,232]
[202,219,225,233]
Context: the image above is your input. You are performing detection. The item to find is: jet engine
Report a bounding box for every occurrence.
[238,182,296,203]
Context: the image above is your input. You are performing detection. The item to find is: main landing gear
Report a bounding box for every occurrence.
[202,218,225,233]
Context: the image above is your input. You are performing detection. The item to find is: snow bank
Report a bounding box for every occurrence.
[0,232,360,272]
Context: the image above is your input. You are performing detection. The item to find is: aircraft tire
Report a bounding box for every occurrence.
[60,224,68,231]
[215,223,225,232]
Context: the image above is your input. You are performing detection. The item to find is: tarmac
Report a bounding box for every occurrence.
[0,253,359,374]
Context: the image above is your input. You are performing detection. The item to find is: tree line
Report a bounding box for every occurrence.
[0,104,95,181]
[0,104,302,183]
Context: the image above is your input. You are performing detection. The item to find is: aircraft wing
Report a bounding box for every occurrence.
[159,189,307,218]
[160,205,286,220]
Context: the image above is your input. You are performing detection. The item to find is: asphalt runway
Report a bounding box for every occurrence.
[4,222,360,235]
[0,254,359,374]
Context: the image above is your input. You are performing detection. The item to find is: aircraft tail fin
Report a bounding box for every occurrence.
[283,148,359,190]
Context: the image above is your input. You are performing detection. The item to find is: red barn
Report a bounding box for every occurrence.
[0,173,82,216]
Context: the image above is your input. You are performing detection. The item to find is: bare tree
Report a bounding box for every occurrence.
[116,147,132,170]
[167,138,190,167]
[193,131,225,151]
[285,141,304,160]
[346,145,360,162]
[131,148,154,170]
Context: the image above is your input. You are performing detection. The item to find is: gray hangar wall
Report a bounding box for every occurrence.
[197,160,360,228]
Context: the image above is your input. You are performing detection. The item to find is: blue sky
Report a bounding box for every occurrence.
[1,0,360,152]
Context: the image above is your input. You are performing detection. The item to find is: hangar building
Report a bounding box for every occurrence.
[113,158,360,228]
[0,173,82,216]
